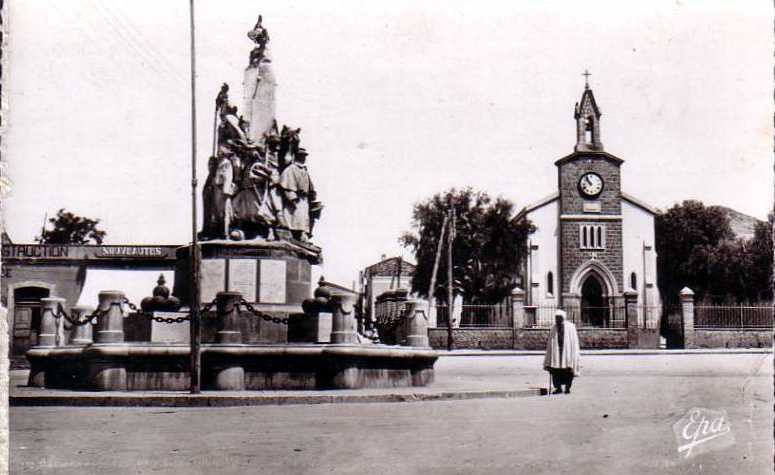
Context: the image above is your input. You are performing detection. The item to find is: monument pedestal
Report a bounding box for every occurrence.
[173,240,321,343]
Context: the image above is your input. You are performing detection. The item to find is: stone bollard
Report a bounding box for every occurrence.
[623,290,639,328]
[212,291,246,390]
[89,291,128,390]
[623,290,639,348]
[216,291,243,344]
[95,290,125,344]
[38,297,65,347]
[680,287,695,349]
[405,299,430,347]
[330,292,358,344]
[69,305,95,345]
[511,287,526,329]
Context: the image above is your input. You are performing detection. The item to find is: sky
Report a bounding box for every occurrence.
[4,0,773,287]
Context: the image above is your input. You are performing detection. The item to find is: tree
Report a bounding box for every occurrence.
[399,188,535,304]
[656,200,772,304]
[36,209,106,245]
[655,200,733,302]
[745,214,774,302]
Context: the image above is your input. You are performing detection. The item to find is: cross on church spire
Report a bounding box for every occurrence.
[582,69,591,89]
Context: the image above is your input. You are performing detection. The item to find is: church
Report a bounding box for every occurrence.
[515,78,661,329]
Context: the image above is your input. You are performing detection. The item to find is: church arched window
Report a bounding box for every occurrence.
[630,272,637,291]
[546,272,554,297]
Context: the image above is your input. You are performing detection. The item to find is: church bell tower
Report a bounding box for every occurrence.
[574,70,603,152]
[556,73,624,314]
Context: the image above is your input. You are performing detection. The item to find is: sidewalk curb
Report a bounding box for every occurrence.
[9,388,543,407]
[438,349,773,357]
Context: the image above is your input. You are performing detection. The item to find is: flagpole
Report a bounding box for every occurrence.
[446,206,455,351]
[188,0,202,394]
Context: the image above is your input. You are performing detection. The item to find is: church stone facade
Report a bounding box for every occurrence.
[516,83,661,328]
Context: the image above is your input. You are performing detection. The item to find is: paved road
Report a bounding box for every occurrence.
[10,353,773,474]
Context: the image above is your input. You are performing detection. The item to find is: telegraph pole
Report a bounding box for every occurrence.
[446,206,456,351]
[188,0,202,394]
[427,214,448,325]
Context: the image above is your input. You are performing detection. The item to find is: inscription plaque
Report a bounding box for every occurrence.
[228,259,257,302]
[201,259,227,302]
[583,201,601,213]
[260,260,287,303]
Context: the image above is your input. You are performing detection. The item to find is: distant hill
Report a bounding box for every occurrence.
[716,206,763,240]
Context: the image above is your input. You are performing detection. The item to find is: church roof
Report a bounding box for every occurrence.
[621,192,659,215]
[514,190,660,221]
[554,150,624,167]
[514,192,559,221]
[574,87,601,118]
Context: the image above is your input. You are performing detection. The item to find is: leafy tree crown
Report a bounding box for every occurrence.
[399,188,535,304]
[36,209,107,245]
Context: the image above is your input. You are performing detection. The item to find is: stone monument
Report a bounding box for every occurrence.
[243,15,276,144]
[174,15,324,340]
[25,15,437,392]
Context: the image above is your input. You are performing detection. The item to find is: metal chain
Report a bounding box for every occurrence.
[121,297,191,324]
[149,315,191,324]
[121,297,140,313]
[118,296,219,324]
[55,303,101,327]
[200,297,218,315]
[136,311,191,324]
[238,298,289,325]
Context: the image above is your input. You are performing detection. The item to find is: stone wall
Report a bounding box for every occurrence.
[514,328,628,350]
[694,330,772,349]
[428,327,629,350]
[428,328,513,350]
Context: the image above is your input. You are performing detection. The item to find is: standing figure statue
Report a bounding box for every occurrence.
[278,147,320,241]
[202,83,257,240]
[201,154,235,239]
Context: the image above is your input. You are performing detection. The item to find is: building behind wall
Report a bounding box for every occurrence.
[360,256,416,322]
[1,234,178,356]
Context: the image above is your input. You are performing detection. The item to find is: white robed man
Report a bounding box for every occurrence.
[543,309,581,394]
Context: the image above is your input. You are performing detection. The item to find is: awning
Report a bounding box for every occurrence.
[76,269,175,310]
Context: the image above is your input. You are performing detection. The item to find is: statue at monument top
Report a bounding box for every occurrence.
[199,14,323,247]
[247,14,270,66]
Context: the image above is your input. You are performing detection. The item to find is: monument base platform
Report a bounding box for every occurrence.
[173,240,320,344]
[26,343,437,391]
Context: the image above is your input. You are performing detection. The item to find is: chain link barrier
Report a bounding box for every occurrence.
[120,297,218,324]
[238,298,289,325]
[55,303,106,328]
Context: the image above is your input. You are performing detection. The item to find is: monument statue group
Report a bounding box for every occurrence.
[201,15,323,244]
[24,15,437,393]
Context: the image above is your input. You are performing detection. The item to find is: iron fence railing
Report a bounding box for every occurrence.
[640,305,662,330]
[435,304,513,328]
[525,304,628,329]
[694,306,773,329]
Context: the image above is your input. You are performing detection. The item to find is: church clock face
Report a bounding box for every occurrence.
[578,172,604,198]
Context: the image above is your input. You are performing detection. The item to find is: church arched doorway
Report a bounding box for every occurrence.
[580,274,608,327]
